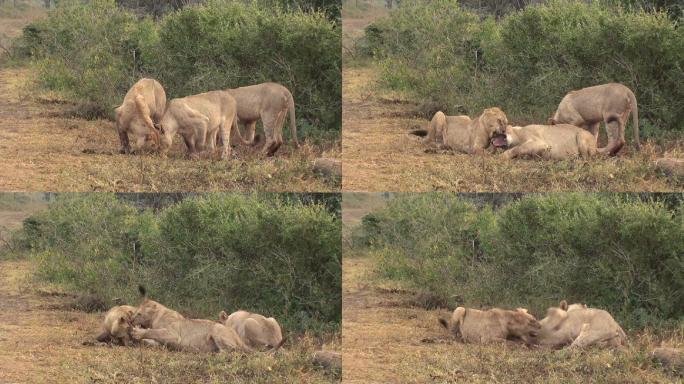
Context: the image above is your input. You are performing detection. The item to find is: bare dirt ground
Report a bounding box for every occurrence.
[0,6,339,193]
[341,3,684,192]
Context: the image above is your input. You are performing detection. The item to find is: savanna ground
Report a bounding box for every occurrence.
[341,1,684,192]
[340,193,684,384]
[0,3,340,193]
[0,197,340,384]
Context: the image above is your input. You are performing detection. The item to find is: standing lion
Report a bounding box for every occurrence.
[115,78,166,154]
[549,83,639,156]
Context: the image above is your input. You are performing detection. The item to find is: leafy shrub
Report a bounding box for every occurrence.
[22,0,157,117]
[15,193,341,333]
[359,193,684,328]
[20,0,341,137]
[365,0,684,135]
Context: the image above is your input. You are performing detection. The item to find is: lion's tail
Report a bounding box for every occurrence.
[628,89,639,150]
[410,129,429,137]
[134,94,160,146]
[287,90,299,147]
[138,285,147,297]
[230,112,252,146]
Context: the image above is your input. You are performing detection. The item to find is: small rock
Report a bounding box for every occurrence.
[655,158,684,178]
[312,350,341,372]
[651,347,684,373]
[313,158,341,180]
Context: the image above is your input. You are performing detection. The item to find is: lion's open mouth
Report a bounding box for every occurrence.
[491,134,508,148]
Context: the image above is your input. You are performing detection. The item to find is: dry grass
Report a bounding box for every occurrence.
[342,253,684,384]
[0,257,340,384]
[0,65,340,192]
[341,65,684,192]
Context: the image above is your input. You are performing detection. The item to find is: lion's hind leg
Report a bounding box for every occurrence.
[569,323,618,349]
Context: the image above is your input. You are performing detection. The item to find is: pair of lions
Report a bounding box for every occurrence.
[414,83,638,159]
[440,301,626,349]
[95,287,285,354]
[115,80,298,158]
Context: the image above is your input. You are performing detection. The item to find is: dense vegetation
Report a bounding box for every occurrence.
[354,193,684,329]
[8,193,342,333]
[16,0,341,139]
[363,0,684,137]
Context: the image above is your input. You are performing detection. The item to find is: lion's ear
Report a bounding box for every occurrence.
[516,308,528,314]
[119,316,127,324]
[438,318,449,329]
[219,311,228,322]
[559,300,568,311]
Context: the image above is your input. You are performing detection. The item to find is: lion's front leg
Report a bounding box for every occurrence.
[131,327,182,350]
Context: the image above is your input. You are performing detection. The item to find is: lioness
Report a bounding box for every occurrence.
[227,82,299,156]
[219,310,286,351]
[549,83,639,156]
[502,124,597,160]
[115,78,166,154]
[130,286,250,353]
[439,306,540,345]
[411,108,509,154]
[158,91,248,160]
[95,305,136,346]
[536,300,627,349]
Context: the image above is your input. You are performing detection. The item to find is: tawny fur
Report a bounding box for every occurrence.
[158,90,249,160]
[115,78,166,154]
[536,300,627,349]
[411,108,509,154]
[227,82,299,156]
[549,83,639,156]
[130,289,250,353]
[502,124,597,160]
[219,310,286,351]
[96,305,136,346]
[439,306,540,344]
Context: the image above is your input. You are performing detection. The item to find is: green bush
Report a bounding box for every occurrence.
[14,193,341,333]
[365,0,684,135]
[359,193,684,329]
[20,0,341,136]
[22,0,157,117]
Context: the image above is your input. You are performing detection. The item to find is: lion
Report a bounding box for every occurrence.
[218,310,286,351]
[115,78,166,154]
[129,286,250,353]
[549,83,639,156]
[95,305,136,346]
[438,306,540,345]
[410,108,509,154]
[536,300,627,349]
[501,124,597,160]
[227,82,299,156]
[158,90,249,160]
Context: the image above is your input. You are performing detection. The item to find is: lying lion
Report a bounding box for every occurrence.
[536,300,627,349]
[95,305,136,346]
[227,82,299,156]
[410,108,509,154]
[158,91,250,160]
[549,83,639,156]
[502,124,597,160]
[439,306,540,345]
[219,310,286,351]
[129,286,250,353]
[115,78,166,154]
